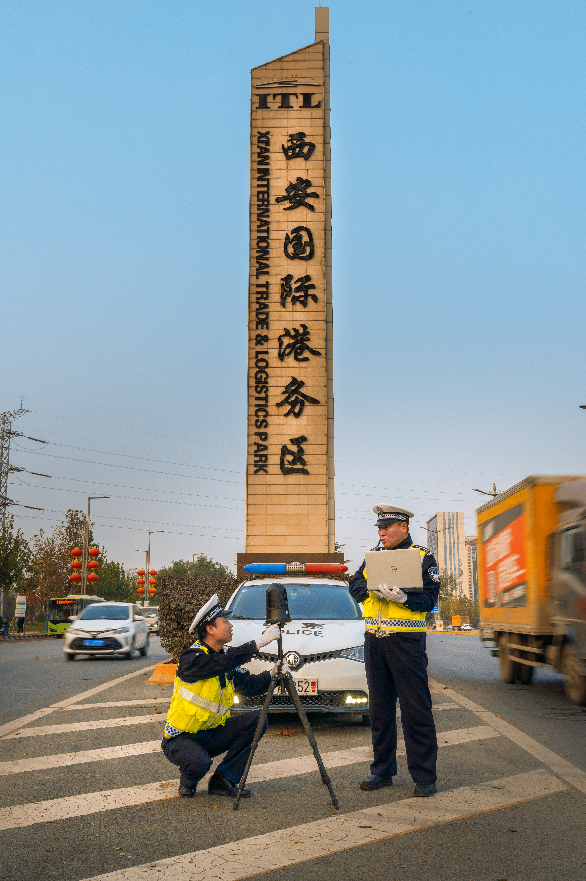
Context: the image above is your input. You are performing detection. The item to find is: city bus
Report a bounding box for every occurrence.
[48,595,105,636]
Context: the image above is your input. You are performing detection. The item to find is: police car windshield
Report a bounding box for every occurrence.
[230,583,361,620]
[79,605,130,621]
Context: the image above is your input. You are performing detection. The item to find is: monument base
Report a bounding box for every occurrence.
[236,552,345,583]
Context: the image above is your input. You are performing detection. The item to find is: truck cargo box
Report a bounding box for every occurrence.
[477,475,585,634]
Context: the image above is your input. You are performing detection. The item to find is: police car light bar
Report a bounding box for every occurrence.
[243,562,348,574]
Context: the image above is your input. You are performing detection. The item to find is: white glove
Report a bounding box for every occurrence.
[270,661,291,676]
[375,584,408,604]
[256,623,280,650]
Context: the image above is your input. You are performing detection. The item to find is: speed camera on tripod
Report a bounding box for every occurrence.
[265,583,291,625]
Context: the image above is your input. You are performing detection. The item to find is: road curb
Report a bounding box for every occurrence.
[0,633,58,641]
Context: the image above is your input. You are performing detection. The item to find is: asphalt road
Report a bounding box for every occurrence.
[0,634,584,881]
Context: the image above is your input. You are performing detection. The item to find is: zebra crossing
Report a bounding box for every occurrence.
[0,664,581,881]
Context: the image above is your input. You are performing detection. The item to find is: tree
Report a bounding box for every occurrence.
[97,558,137,603]
[156,554,233,581]
[436,569,480,627]
[0,515,31,594]
[27,510,93,609]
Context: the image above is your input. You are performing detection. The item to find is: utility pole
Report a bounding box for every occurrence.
[0,407,49,526]
[0,408,47,618]
[81,497,109,596]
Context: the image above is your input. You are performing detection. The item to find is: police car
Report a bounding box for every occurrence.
[226,572,369,722]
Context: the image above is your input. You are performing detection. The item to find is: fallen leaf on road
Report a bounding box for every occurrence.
[280,730,293,736]
[155,711,162,714]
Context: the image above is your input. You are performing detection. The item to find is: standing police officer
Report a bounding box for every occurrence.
[161,594,280,798]
[349,505,440,797]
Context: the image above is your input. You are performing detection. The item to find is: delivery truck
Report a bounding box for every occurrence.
[477,475,586,705]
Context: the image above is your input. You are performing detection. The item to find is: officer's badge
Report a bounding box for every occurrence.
[428,567,440,583]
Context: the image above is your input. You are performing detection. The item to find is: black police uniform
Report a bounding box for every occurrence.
[349,535,440,786]
[161,640,270,791]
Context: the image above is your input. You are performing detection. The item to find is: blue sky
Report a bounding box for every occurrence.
[2,0,585,574]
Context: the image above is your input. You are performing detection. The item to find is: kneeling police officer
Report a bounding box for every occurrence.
[161,594,280,798]
[349,505,440,797]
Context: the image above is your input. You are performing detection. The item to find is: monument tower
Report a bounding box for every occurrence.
[237,8,343,578]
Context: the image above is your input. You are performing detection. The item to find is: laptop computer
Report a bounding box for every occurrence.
[364,549,424,593]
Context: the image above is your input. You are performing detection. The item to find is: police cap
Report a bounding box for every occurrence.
[189,594,230,634]
[373,504,414,527]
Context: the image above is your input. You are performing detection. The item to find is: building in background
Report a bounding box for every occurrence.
[465,536,478,601]
[426,512,472,598]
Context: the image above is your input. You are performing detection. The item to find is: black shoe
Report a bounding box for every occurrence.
[178,785,195,797]
[413,782,437,797]
[208,774,251,798]
[360,774,393,791]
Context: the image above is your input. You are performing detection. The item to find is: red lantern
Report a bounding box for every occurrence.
[87,573,99,584]
[137,578,146,586]
[148,587,157,595]
[149,569,157,576]
[149,578,157,586]
[137,587,145,595]
[69,573,82,583]
[137,569,146,577]
[88,561,99,570]
[71,547,83,558]
[71,560,82,570]
[88,548,100,558]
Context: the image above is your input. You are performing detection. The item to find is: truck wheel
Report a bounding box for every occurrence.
[519,663,534,685]
[561,643,586,706]
[498,634,520,684]
[518,636,534,684]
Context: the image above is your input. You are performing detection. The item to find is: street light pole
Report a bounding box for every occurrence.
[145,530,164,607]
[82,496,109,596]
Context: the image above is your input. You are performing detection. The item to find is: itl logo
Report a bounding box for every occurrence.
[257,93,321,109]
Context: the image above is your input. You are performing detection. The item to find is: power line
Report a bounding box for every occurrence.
[13,511,243,541]
[14,471,244,503]
[14,478,244,512]
[12,447,243,484]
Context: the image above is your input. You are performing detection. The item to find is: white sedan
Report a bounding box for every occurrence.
[63,602,150,660]
[226,578,369,721]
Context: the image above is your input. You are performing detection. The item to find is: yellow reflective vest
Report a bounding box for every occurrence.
[163,640,235,739]
[362,545,427,634]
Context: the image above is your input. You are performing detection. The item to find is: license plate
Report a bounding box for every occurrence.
[84,639,105,647]
[275,679,318,696]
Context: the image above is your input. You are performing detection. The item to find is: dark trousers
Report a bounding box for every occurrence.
[364,630,437,785]
[161,711,267,790]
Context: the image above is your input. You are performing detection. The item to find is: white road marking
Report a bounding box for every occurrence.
[51,665,156,707]
[429,678,586,795]
[0,741,162,776]
[2,714,164,740]
[79,770,566,881]
[0,664,156,739]
[0,725,499,826]
[59,699,170,710]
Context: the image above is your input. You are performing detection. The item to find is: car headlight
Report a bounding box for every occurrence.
[107,627,131,635]
[338,645,364,662]
[67,628,83,636]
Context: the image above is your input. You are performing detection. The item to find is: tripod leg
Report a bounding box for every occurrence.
[282,672,340,810]
[233,672,278,810]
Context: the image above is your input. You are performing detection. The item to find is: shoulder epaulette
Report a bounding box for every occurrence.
[411,544,429,553]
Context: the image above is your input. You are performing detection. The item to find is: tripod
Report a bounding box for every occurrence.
[234,624,340,810]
